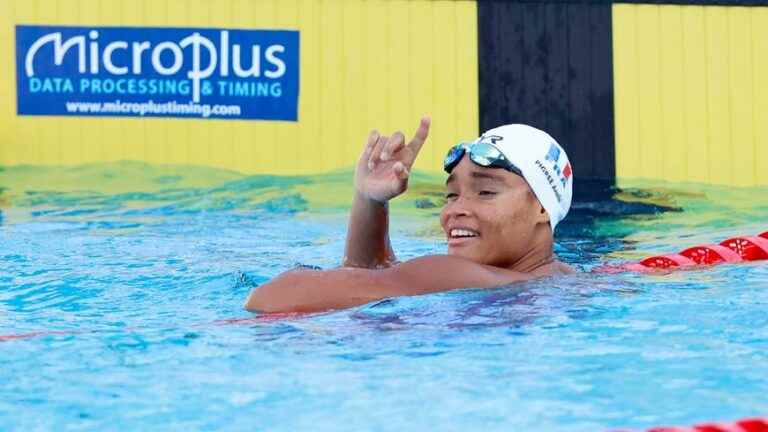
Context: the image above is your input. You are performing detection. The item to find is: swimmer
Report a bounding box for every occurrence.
[245,117,575,313]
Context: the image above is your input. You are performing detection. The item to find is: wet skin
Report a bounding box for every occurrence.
[244,120,572,313]
[441,156,549,269]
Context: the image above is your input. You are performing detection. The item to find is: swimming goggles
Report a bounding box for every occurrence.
[443,141,523,176]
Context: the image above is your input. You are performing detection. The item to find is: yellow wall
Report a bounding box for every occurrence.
[613,4,768,187]
[0,0,478,175]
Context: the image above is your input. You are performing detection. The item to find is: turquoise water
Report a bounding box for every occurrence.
[1,163,767,431]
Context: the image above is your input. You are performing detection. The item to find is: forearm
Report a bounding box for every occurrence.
[342,191,396,268]
[243,255,533,314]
[244,268,387,313]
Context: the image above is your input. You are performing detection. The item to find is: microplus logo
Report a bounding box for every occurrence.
[16,25,299,120]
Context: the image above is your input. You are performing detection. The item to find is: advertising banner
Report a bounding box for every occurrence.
[16,25,300,121]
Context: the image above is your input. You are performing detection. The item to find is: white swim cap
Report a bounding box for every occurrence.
[478,124,573,231]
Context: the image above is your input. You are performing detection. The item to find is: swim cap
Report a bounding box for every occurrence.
[478,124,573,231]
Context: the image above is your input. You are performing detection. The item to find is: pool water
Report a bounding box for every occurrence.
[1,163,767,431]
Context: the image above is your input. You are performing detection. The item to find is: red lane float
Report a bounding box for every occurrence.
[613,416,768,432]
[596,230,768,273]
[680,244,743,265]
[721,236,768,261]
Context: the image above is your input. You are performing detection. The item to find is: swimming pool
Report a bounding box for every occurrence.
[1,163,767,431]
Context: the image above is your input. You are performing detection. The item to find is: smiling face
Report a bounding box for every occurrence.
[439,156,550,268]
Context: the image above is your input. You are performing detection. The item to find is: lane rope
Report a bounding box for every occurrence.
[596,230,768,273]
[610,416,768,432]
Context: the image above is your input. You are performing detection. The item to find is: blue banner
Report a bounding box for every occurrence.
[16,25,299,121]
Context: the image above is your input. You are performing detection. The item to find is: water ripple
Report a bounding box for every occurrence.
[1,165,767,431]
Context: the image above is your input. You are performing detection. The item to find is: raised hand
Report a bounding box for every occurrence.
[354,117,431,203]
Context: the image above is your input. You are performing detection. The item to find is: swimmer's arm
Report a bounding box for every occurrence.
[342,191,397,268]
[343,118,430,269]
[244,255,532,313]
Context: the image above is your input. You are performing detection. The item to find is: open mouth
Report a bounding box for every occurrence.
[450,228,479,238]
[448,227,480,246]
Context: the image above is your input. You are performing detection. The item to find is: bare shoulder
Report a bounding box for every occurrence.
[381,256,576,292]
[245,254,573,313]
[380,255,534,295]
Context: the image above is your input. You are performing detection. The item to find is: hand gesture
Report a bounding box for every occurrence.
[354,117,431,203]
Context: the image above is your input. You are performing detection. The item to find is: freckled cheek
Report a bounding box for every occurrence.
[479,211,508,244]
[495,210,529,243]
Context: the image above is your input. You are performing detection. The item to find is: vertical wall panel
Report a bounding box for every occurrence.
[410,1,438,165]
[729,7,755,187]
[568,4,594,179]
[613,4,768,187]
[659,6,686,182]
[342,0,364,171]
[11,1,36,168]
[319,0,344,173]
[544,3,569,143]
[0,1,13,166]
[681,6,710,185]
[589,4,616,184]
[636,6,664,181]
[755,8,768,185]
[455,1,479,148]
[707,8,733,185]
[522,4,547,128]
[1,0,478,175]
[613,4,640,181]
[479,0,616,199]
[388,1,412,139]
[433,2,460,153]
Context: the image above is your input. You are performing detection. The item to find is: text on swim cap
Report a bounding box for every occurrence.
[535,159,563,203]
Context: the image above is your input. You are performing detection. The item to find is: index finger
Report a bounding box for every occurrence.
[405,116,431,160]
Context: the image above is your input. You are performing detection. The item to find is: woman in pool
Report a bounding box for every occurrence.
[245,117,575,313]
